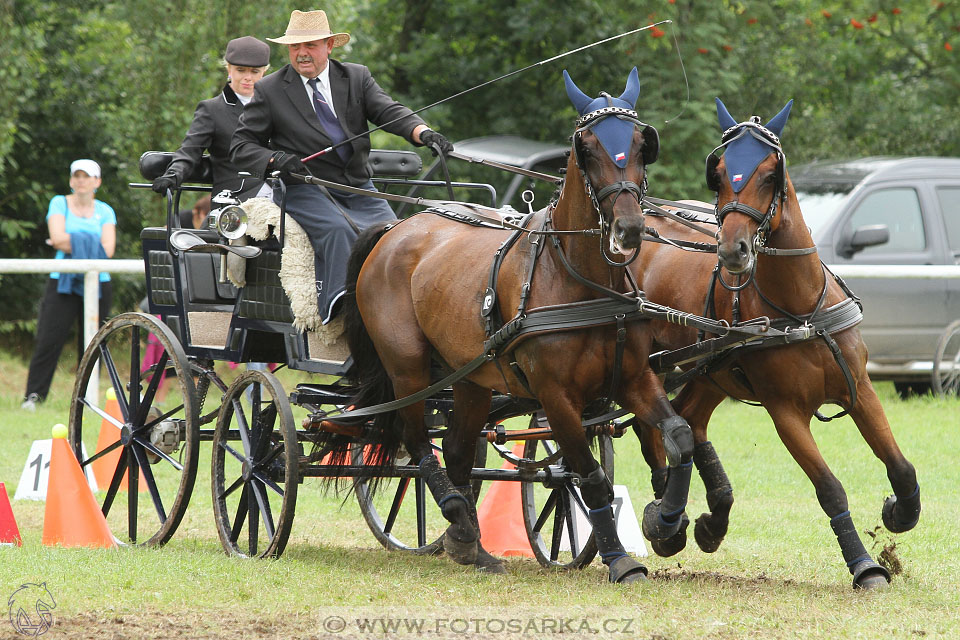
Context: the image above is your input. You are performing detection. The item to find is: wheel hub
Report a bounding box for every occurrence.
[120,425,133,445]
[241,460,254,482]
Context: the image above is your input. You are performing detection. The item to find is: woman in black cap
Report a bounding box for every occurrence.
[152,36,272,202]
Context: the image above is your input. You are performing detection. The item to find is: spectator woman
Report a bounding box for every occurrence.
[22,159,116,410]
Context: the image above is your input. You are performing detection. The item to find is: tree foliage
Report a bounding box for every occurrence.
[2,0,958,335]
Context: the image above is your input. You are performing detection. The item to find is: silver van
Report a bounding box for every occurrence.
[792,157,960,395]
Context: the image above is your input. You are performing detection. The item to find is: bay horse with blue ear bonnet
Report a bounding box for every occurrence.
[631,98,920,589]
[321,68,697,583]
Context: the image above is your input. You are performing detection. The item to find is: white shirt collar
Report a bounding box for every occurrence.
[299,64,335,117]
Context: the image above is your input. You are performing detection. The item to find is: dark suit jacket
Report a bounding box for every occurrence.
[164,84,264,199]
[230,61,426,187]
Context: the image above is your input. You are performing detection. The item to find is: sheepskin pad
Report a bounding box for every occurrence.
[230,197,333,340]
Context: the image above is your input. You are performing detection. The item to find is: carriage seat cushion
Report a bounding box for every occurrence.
[230,197,323,332]
[369,149,422,177]
[139,151,213,184]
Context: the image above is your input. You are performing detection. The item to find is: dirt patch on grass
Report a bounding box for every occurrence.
[50,612,310,640]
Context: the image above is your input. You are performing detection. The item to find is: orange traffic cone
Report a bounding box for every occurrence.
[91,388,145,492]
[0,482,22,546]
[42,425,117,548]
[476,443,534,557]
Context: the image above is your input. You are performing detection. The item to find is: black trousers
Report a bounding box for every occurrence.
[24,277,112,401]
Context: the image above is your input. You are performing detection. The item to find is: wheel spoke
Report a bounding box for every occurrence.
[383,478,411,536]
[129,325,141,426]
[549,491,566,562]
[220,475,245,501]
[131,444,167,524]
[533,488,560,533]
[230,484,249,543]
[133,437,183,471]
[219,441,247,465]
[233,399,253,456]
[80,439,122,467]
[247,485,259,555]
[252,470,285,498]
[135,351,169,427]
[99,341,130,422]
[81,396,123,429]
[415,477,427,548]
[562,488,579,554]
[251,480,276,540]
[101,452,129,518]
[127,447,140,542]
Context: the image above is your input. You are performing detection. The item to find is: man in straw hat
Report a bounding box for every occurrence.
[231,9,453,325]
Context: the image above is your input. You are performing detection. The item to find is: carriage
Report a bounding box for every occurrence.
[65,142,631,567]
[66,71,918,588]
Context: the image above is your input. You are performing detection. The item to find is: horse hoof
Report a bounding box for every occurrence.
[608,555,647,584]
[475,544,507,575]
[650,514,689,557]
[694,512,725,553]
[852,560,891,590]
[442,528,479,565]
[642,499,684,541]
[882,494,920,534]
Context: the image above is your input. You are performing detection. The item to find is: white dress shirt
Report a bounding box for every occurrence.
[300,65,337,119]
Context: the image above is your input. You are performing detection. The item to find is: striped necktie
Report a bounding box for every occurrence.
[307,78,350,162]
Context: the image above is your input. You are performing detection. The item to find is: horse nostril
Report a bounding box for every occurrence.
[738,239,750,258]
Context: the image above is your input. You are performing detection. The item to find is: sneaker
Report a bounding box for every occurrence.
[21,393,41,411]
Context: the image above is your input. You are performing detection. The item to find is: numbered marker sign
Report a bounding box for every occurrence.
[14,440,97,501]
[560,484,648,557]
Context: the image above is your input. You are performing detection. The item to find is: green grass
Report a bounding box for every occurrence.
[1,349,959,638]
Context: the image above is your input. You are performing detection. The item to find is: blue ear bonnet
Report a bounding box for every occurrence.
[564,67,641,169]
[714,98,792,193]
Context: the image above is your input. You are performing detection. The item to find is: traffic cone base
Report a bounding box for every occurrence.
[476,444,534,558]
[0,483,22,546]
[43,438,116,548]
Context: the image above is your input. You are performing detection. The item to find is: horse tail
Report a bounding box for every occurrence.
[313,222,404,497]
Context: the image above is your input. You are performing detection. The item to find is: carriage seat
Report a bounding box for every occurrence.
[138,149,421,184]
[139,151,213,184]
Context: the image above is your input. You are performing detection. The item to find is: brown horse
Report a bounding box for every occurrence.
[632,99,920,589]
[332,69,694,582]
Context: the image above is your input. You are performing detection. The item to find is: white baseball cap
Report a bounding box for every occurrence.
[70,159,101,178]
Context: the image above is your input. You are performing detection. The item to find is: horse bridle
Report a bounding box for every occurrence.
[572,102,657,266]
[706,118,815,290]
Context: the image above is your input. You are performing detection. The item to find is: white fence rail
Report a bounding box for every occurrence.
[0,258,144,404]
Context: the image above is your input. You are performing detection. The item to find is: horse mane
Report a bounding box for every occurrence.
[311,221,405,496]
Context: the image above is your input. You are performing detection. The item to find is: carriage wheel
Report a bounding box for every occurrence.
[354,438,487,554]
[68,312,199,547]
[211,370,299,558]
[519,413,615,570]
[932,319,960,396]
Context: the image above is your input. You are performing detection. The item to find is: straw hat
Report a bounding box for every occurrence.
[267,10,350,47]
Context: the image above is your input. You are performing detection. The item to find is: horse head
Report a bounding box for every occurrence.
[563,67,658,257]
[707,98,793,275]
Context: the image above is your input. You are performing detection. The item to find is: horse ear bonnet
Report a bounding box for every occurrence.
[564,67,656,168]
[714,97,792,193]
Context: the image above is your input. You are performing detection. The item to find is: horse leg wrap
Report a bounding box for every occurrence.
[642,458,692,543]
[692,441,733,553]
[588,504,647,584]
[882,484,921,534]
[453,485,506,574]
[830,511,891,589]
[419,457,477,564]
[660,415,694,467]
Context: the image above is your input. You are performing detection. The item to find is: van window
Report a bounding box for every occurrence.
[937,187,960,260]
[846,187,925,254]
